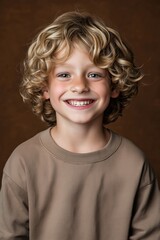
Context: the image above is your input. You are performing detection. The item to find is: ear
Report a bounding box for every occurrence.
[111,89,119,98]
[43,88,50,100]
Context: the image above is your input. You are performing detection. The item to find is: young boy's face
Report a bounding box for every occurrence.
[44,43,118,126]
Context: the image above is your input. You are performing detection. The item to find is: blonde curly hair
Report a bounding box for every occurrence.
[20,11,143,126]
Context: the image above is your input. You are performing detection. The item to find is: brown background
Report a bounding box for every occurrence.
[0,0,160,184]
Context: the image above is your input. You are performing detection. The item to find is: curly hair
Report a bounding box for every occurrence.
[20,11,143,126]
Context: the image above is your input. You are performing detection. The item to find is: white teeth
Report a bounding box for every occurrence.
[68,100,93,106]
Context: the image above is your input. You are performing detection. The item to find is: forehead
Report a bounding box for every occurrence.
[53,45,95,72]
[54,40,90,63]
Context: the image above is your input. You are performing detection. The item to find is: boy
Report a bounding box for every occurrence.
[0,11,160,240]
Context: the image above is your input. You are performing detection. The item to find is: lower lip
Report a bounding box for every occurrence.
[64,101,95,110]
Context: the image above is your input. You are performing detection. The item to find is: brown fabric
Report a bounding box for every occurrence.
[0,128,160,239]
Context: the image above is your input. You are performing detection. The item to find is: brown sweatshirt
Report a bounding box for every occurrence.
[0,128,160,240]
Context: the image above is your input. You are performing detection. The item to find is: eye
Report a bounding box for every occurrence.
[88,72,103,79]
[57,72,71,79]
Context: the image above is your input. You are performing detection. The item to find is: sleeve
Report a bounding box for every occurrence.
[129,162,160,240]
[0,172,29,240]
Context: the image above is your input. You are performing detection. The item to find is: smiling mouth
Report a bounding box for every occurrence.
[65,99,95,107]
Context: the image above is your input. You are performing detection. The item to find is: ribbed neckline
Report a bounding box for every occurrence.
[40,128,122,164]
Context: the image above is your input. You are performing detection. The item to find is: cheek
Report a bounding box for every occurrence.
[48,83,66,102]
[95,82,111,98]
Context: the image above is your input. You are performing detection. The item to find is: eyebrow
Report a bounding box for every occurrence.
[54,63,102,68]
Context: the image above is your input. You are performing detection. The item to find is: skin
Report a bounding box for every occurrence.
[44,43,119,153]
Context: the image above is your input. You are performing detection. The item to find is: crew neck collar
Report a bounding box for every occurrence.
[40,128,122,164]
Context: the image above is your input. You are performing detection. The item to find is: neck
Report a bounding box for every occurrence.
[51,118,110,153]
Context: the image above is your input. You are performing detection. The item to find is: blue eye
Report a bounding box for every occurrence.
[57,73,71,78]
[88,73,103,79]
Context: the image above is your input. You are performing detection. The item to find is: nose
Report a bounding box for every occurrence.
[70,77,89,93]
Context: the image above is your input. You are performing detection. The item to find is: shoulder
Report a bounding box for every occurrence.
[6,128,49,160]
[112,130,145,162]
[111,130,156,187]
[3,128,51,186]
[13,128,49,154]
